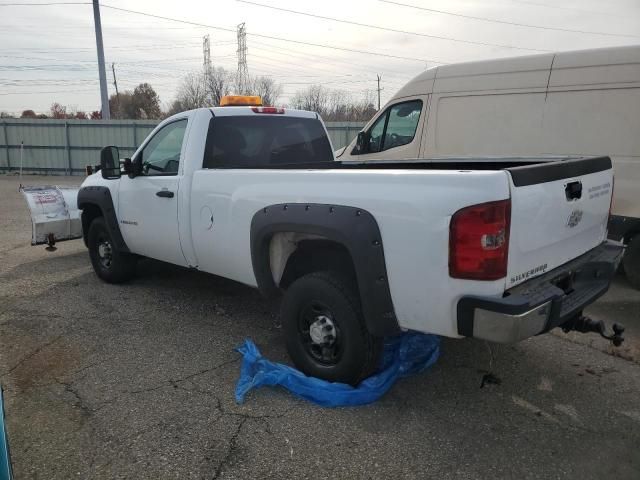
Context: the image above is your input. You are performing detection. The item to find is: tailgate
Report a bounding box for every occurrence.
[506,157,613,288]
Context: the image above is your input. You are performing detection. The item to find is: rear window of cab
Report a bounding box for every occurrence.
[203,115,334,168]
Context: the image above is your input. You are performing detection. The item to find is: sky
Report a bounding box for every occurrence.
[0,0,639,115]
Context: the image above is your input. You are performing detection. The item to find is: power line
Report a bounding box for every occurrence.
[0,2,89,6]
[1,42,203,52]
[509,0,631,18]
[378,0,640,39]
[0,87,98,95]
[98,3,442,64]
[248,53,411,90]
[248,40,420,86]
[249,43,415,81]
[236,0,549,52]
[1,3,412,104]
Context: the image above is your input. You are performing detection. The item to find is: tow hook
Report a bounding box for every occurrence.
[562,315,625,346]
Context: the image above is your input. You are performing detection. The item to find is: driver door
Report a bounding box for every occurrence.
[117,118,189,266]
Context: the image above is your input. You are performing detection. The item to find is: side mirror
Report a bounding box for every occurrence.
[100,146,121,179]
[131,156,143,177]
[354,131,368,155]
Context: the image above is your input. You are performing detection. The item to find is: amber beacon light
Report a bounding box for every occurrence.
[220,95,263,107]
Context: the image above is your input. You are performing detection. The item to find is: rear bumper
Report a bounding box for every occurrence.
[457,241,624,343]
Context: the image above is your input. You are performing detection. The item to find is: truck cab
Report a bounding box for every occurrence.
[81,98,335,272]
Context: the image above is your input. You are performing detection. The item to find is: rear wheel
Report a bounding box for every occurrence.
[623,234,640,290]
[88,217,136,283]
[281,271,382,385]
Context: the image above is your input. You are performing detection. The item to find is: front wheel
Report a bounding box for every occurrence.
[623,234,640,290]
[88,217,136,283]
[281,271,382,385]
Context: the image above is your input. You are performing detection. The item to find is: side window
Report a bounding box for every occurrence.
[367,113,387,154]
[139,119,187,176]
[355,99,423,155]
[383,101,422,151]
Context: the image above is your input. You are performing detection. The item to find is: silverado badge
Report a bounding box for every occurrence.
[567,209,583,228]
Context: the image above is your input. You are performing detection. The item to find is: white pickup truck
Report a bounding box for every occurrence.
[62,96,623,384]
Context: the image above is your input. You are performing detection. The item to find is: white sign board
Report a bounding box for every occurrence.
[20,186,82,245]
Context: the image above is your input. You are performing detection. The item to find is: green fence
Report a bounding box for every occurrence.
[0,119,364,175]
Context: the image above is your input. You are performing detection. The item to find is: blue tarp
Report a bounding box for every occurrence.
[235,332,440,407]
[0,387,13,480]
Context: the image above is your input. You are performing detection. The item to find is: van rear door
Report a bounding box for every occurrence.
[505,156,613,288]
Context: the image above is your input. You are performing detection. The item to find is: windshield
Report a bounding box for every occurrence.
[203,115,334,168]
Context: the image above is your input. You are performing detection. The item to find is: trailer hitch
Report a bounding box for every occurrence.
[562,315,625,346]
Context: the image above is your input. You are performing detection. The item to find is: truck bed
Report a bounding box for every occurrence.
[227,155,604,173]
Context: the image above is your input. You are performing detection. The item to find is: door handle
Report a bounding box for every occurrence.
[156,190,174,198]
[565,181,582,201]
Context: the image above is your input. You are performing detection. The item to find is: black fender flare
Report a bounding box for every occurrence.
[250,203,400,337]
[77,186,130,253]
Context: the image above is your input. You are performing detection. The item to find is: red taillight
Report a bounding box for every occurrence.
[449,199,511,280]
[251,107,285,114]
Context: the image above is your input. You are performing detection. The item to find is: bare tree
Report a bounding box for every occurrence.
[326,89,350,120]
[290,86,377,121]
[50,102,67,119]
[174,71,208,111]
[205,66,232,106]
[250,76,283,106]
[291,85,330,115]
[169,67,283,115]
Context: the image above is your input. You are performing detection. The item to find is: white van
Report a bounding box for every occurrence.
[337,45,640,288]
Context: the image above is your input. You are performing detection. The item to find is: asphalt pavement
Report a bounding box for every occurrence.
[1,174,639,479]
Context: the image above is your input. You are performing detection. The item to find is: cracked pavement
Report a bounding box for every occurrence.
[1,175,640,479]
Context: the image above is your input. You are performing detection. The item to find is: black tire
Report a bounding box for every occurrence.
[87,217,136,283]
[623,234,640,290]
[281,271,382,385]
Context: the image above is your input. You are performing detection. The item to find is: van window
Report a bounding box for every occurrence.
[383,101,422,150]
[367,113,387,153]
[355,100,422,155]
[203,115,334,168]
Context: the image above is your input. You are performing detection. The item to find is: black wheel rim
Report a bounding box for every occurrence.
[297,300,342,366]
[96,235,113,270]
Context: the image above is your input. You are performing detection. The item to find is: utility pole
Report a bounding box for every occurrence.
[236,23,248,94]
[111,63,119,96]
[92,0,110,120]
[376,74,383,110]
[111,62,119,117]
